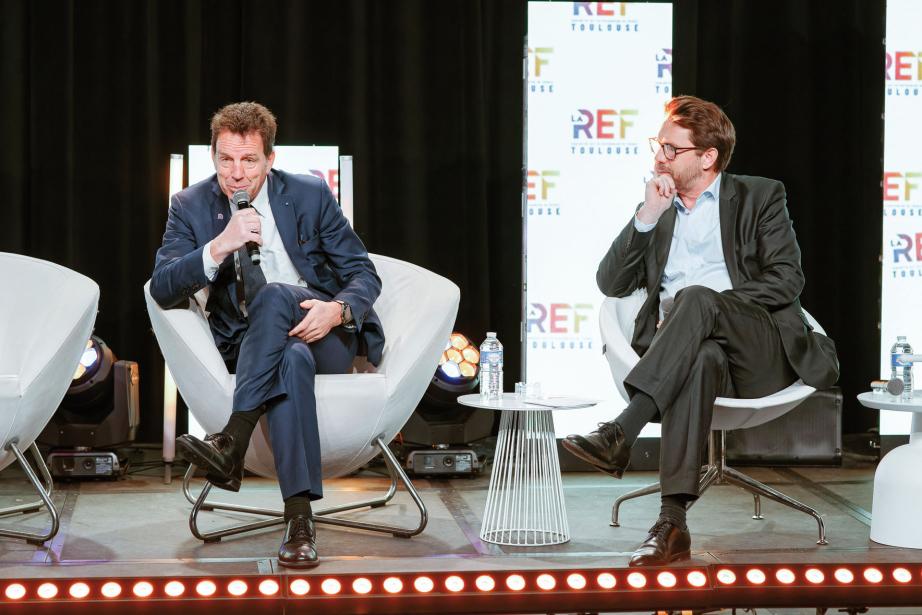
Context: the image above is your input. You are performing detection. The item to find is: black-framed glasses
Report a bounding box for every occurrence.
[648,138,701,160]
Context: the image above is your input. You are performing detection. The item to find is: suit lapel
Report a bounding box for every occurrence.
[210,180,231,238]
[267,171,300,260]
[719,173,742,287]
[651,205,676,295]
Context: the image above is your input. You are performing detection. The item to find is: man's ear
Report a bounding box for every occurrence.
[701,147,719,171]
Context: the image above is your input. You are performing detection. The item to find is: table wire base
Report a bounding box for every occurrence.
[480,408,570,546]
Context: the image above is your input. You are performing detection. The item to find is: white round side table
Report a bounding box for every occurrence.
[458,393,595,547]
[856,391,922,548]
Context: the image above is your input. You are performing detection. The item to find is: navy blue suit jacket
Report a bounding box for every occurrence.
[151,169,384,366]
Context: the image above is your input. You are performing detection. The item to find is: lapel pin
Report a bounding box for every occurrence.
[217,213,224,220]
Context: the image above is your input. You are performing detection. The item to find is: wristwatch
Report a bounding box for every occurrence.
[334,299,355,330]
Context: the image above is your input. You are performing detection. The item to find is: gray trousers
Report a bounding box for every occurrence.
[624,285,797,498]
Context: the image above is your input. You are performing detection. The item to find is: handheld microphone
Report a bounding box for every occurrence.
[231,189,261,265]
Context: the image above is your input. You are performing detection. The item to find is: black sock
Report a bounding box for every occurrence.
[284,492,313,522]
[222,406,267,459]
[615,391,658,445]
[659,494,691,529]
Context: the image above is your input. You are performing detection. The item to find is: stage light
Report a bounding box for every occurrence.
[37,583,58,599]
[745,569,766,585]
[805,568,824,584]
[687,571,708,588]
[834,568,854,584]
[351,578,372,595]
[383,577,403,594]
[567,573,587,590]
[227,580,248,596]
[627,572,647,589]
[505,574,526,591]
[133,581,153,597]
[475,575,495,592]
[320,579,341,595]
[716,569,737,585]
[196,580,217,597]
[289,579,310,596]
[657,571,677,588]
[893,568,912,583]
[775,568,796,585]
[536,574,556,590]
[440,333,481,380]
[258,579,279,596]
[100,582,122,598]
[864,568,884,584]
[5,584,26,600]
[596,573,616,589]
[164,581,185,597]
[445,576,465,592]
[413,577,434,593]
[69,582,90,599]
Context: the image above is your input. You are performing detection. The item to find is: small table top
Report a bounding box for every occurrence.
[457,393,596,412]
[857,391,922,413]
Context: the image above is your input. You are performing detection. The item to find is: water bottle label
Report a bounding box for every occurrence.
[892,353,909,368]
[481,351,503,366]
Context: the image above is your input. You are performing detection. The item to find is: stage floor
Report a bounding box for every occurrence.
[1,458,920,614]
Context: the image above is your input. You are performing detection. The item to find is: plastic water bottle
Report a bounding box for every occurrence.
[890,336,913,400]
[479,332,503,400]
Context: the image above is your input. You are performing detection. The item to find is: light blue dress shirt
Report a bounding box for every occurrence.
[633,174,732,316]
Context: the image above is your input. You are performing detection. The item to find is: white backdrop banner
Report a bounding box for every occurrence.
[881,0,922,435]
[526,2,673,437]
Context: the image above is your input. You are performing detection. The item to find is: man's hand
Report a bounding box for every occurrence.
[288,299,342,344]
[210,208,262,263]
[636,173,676,225]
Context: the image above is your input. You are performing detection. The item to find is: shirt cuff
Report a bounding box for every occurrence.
[633,215,657,233]
[201,241,221,281]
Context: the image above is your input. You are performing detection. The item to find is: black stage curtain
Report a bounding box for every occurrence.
[1,0,882,441]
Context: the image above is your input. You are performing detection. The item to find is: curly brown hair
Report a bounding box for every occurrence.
[210,101,277,156]
[664,96,736,173]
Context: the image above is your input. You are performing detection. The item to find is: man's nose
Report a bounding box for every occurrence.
[653,147,668,162]
[231,160,245,178]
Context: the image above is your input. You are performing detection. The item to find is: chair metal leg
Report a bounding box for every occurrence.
[610,481,662,527]
[0,441,60,545]
[184,436,427,542]
[722,465,827,545]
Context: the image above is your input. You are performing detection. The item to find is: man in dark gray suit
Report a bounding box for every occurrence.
[563,96,838,567]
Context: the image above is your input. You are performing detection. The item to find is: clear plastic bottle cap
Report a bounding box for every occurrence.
[898,336,907,341]
[486,332,497,338]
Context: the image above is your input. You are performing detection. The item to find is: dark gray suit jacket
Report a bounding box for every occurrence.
[150,169,384,366]
[596,173,839,389]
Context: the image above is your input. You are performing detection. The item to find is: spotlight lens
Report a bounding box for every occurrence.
[227,580,248,596]
[536,574,556,590]
[657,572,677,588]
[321,579,342,595]
[776,568,796,584]
[627,572,647,588]
[258,579,280,596]
[834,569,854,584]
[352,578,372,595]
[805,568,825,584]
[37,583,58,599]
[505,574,526,591]
[101,582,122,598]
[80,346,99,368]
[566,573,587,590]
[413,577,434,593]
[133,581,154,597]
[383,577,403,594]
[863,568,883,584]
[5,584,26,600]
[289,579,310,596]
[893,568,913,583]
[596,573,616,589]
[196,580,217,596]
[439,361,462,379]
[164,581,185,597]
[68,582,90,599]
[475,575,495,591]
[746,569,766,585]
[716,569,737,585]
[687,571,708,588]
[445,576,465,592]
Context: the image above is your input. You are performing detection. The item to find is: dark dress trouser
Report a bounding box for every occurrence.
[230,282,358,501]
[623,285,797,499]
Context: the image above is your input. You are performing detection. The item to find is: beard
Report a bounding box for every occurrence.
[655,161,703,194]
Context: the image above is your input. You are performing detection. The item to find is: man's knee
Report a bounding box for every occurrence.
[673,285,720,311]
[281,341,317,375]
[250,282,294,316]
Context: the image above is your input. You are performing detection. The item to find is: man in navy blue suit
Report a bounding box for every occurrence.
[151,102,383,568]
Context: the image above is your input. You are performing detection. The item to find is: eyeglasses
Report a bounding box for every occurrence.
[648,138,701,161]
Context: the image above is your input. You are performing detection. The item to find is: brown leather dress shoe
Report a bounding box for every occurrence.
[278,514,319,568]
[561,421,632,478]
[628,519,691,567]
[176,433,243,492]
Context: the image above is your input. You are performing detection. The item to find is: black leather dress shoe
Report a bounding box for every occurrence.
[176,433,243,492]
[628,519,691,567]
[278,514,319,568]
[561,421,632,478]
